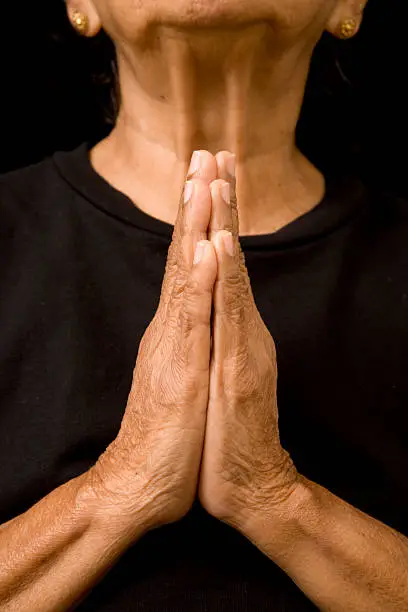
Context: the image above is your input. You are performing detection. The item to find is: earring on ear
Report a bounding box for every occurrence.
[71,9,89,36]
[340,18,357,39]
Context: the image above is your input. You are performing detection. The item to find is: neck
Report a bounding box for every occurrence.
[91,23,325,236]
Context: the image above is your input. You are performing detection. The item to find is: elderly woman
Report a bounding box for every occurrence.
[0,0,407,610]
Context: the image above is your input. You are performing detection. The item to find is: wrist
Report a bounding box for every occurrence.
[77,451,153,546]
[242,474,315,563]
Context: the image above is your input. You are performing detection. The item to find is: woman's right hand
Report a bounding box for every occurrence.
[84,151,219,540]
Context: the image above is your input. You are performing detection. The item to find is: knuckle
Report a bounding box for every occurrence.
[177,257,191,279]
[223,270,242,292]
[229,303,245,324]
[162,261,178,293]
[217,274,245,318]
[184,275,201,295]
[176,282,212,338]
[184,275,211,299]
[167,233,180,261]
[166,275,188,313]
[177,307,195,342]
[179,291,211,333]
[164,258,178,282]
[172,276,187,300]
[183,279,212,316]
[210,178,226,190]
[238,257,245,273]
[220,300,245,324]
[230,182,237,209]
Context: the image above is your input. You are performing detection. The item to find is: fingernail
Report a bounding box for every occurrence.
[194,240,206,265]
[188,151,201,176]
[184,181,194,204]
[221,182,230,205]
[223,232,234,256]
[227,154,236,179]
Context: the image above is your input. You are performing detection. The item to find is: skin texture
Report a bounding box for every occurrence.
[199,151,300,528]
[3,3,408,611]
[64,0,368,527]
[0,154,220,612]
[87,156,219,531]
[67,0,366,236]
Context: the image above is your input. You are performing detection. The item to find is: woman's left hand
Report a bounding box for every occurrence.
[198,152,300,532]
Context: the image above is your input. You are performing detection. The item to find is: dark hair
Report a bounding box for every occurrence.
[50,12,119,131]
[298,32,363,178]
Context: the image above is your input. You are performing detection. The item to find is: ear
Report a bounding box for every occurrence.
[326,0,368,39]
[65,0,102,37]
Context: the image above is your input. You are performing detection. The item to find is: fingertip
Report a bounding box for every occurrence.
[215,230,233,257]
[202,237,217,263]
[215,230,225,251]
[193,240,206,266]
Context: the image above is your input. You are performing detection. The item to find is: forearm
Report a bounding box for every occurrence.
[247,475,408,612]
[0,469,148,612]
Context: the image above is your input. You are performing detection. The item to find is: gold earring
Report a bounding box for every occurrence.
[71,9,89,36]
[340,19,357,39]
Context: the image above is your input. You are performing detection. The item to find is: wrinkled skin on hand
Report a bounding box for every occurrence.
[87,154,219,533]
[198,152,300,532]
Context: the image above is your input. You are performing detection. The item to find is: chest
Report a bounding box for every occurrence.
[0,228,407,533]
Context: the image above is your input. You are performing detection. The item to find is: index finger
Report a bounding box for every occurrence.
[159,151,218,309]
[213,152,249,291]
[214,151,239,240]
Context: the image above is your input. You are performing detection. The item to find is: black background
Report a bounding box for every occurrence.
[1,0,406,196]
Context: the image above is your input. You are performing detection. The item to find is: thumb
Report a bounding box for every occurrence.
[178,240,217,373]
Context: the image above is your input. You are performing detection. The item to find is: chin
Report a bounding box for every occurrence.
[157,0,274,28]
[103,0,328,48]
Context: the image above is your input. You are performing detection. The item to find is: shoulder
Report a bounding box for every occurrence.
[0,154,61,214]
[0,148,84,238]
[0,149,88,267]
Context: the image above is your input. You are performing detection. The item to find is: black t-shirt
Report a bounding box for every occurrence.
[1,144,407,611]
